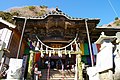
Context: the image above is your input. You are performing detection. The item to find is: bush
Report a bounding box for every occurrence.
[0,11,13,23]
[11,11,20,16]
[40,5,48,9]
[28,6,36,11]
[37,10,46,16]
[115,17,119,20]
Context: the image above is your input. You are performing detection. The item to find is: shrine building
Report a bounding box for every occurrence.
[2,10,120,79]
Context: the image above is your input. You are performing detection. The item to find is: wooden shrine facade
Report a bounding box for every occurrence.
[13,12,100,48]
[10,11,120,59]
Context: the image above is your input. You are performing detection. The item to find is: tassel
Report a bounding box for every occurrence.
[36,41,39,47]
[60,51,62,57]
[40,44,44,58]
[71,44,73,51]
[41,51,44,58]
[46,47,48,54]
[65,48,67,55]
[78,43,80,51]
[49,50,51,57]
[75,41,77,51]
[69,51,71,58]
[58,50,61,57]
[35,41,39,51]
[40,44,43,51]
[35,46,39,51]
[30,41,33,49]
[58,50,62,57]
[53,49,55,55]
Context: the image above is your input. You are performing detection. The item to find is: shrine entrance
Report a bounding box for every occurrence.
[12,10,100,80]
[40,54,76,70]
[37,53,77,80]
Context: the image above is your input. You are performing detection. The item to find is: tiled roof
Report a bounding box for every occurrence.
[0,17,16,28]
[13,11,100,21]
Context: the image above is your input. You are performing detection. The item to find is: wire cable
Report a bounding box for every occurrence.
[107,0,119,17]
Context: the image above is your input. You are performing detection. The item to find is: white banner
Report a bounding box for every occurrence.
[96,43,113,72]
[7,58,23,79]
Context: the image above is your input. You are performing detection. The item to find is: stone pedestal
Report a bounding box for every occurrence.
[99,70,113,80]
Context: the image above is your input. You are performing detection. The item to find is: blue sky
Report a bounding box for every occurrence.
[0,0,120,26]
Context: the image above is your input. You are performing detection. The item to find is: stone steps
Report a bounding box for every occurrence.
[40,69,75,80]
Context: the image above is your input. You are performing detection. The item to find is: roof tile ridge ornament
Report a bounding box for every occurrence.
[101,32,106,37]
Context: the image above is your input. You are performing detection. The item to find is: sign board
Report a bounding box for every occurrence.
[7,58,23,79]
[116,32,120,43]
[96,43,113,72]
[0,41,6,62]
[0,40,6,50]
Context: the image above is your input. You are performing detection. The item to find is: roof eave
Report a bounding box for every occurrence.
[0,17,16,28]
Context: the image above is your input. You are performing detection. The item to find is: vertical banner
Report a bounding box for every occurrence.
[27,50,34,79]
[77,54,82,80]
[21,55,28,79]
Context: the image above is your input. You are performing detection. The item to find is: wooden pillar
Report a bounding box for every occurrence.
[17,18,27,58]
[85,19,94,66]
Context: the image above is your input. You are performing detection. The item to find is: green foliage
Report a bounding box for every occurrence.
[115,17,119,20]
[116,23,120,26]
[0,5,48,23]
[28,6,36,11]
[0,11,13,23]
[40,5,48,9]
[37,10,46,16]
[113,18,120,26]
[11,11,20,16]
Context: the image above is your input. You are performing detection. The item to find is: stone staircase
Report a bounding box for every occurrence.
[40,69,75,80]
